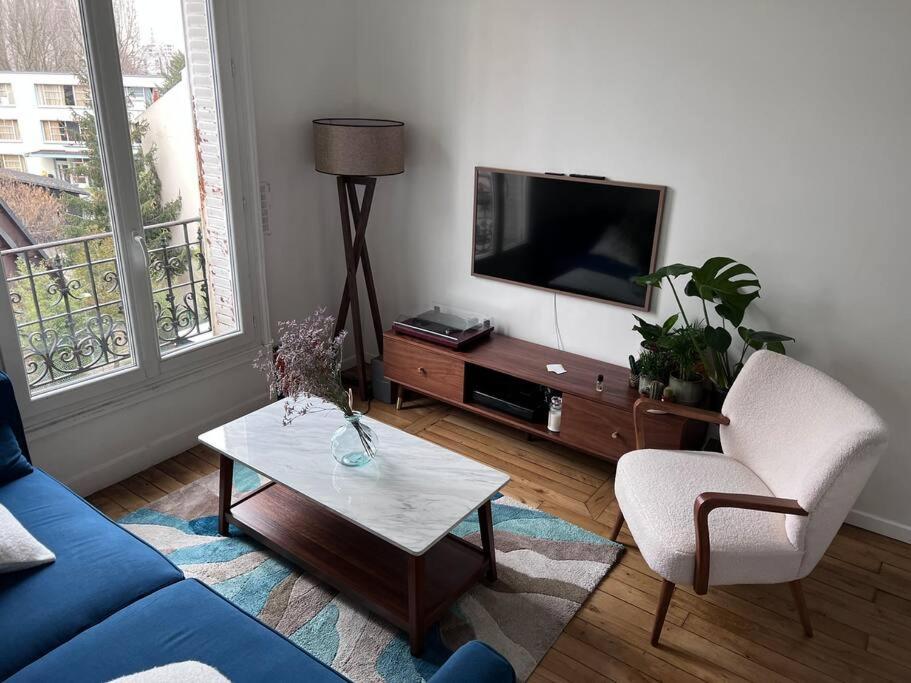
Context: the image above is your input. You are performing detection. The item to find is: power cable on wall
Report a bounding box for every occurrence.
[553,292,565,351]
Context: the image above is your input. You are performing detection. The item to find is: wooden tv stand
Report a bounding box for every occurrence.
[383,329,705,463]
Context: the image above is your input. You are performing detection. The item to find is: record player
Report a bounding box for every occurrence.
[392,305,493,349]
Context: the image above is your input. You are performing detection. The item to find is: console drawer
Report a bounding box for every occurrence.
[384,336,464,402]
[560,394,635,460]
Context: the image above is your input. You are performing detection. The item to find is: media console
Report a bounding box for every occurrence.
[383,329,706,462]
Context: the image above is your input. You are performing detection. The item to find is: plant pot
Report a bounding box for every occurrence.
[639,375,666,399]
[709,385,729,411]
[669,374,704,406]
[638,375,655,394]
[330,412,378,467]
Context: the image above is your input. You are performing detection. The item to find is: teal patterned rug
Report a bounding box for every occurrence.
[119,465,623,682]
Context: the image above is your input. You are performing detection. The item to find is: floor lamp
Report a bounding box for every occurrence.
[313,118,405,400]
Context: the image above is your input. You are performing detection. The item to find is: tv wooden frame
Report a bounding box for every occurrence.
[470,166,667,312]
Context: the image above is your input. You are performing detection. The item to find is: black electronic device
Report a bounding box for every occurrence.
[467,366,548,423]
[472,167,666,310]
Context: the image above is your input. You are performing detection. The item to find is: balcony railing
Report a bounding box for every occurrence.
[1,217,210,393]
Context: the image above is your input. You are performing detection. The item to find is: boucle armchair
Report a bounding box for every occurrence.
[610,350,888,646]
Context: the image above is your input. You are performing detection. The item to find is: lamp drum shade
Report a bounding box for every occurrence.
[313,118,404,177]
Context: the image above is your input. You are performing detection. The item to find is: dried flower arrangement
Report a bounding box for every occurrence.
[255,308,353,425]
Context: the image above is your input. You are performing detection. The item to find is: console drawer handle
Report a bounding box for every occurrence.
[418,366,427,375]
[611,431,620,439]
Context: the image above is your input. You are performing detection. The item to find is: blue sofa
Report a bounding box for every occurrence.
[0,372,515,682]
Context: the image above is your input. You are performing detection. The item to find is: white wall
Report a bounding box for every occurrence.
[28,355,265,494]
[345,0,911,539]
[139,73,201,220]
[245,0,358,333]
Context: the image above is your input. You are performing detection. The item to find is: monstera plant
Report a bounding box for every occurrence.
[634,257,795,391]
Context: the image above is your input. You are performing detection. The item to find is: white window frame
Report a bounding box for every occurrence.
[0,119,20,141]
[0,0,269,428]
[41,119,81,143]
[36,84,67,107]
[53,159,88,185]
[0,84,13,107]
[0,155,25,171]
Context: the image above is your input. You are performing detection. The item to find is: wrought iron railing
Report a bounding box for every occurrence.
[1,217,210,392]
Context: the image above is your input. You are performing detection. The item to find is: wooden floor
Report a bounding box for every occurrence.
[88,398,911,683]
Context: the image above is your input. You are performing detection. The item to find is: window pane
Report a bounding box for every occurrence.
[0,1,137,395]
[1,154,25,170]
[36,84,66,106]
[114,0,240,357]
[0,119,19,140]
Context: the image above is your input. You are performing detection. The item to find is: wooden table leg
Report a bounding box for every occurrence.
[408,554,425,655]
[395,384,405,411]
[218,454,233,536]
[478,499,497,582]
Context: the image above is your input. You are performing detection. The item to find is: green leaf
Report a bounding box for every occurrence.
[704,325,732,353]
[632,273,661,287]
[739,327,794,353]
[690,257,761,300]
[660,314,679,334]
[744,330,795,344]
[633,263,695,288]
[714,291,760,326]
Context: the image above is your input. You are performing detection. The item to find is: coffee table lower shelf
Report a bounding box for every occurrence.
[218,467,496,655]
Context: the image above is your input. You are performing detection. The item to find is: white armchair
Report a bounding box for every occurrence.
[610,350,888,646]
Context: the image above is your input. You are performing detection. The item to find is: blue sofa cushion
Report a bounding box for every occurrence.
[0,469,184,679]
[0,423,32,484]
[9,579,348,682]
[430,641,516,683]
[0,370,29,463]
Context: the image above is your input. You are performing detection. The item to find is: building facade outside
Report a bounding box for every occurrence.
[0,72,161,186]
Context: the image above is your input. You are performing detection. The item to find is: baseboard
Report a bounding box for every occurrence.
[846,508,911,544]
[64,392,268,496]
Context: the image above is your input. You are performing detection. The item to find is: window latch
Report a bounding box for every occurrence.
[133,234,151,268]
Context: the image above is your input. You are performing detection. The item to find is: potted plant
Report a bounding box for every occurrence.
[632,313,678,351]
[634,257,795,401]
[665,326,703,405]
[636,348,673,396]
[255,308,379,467]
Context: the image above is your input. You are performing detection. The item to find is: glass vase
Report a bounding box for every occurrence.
[330,412,379,467]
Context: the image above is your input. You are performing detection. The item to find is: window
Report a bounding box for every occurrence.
[0,84,13,106]
[35,84,89,108]
[0,0,260,409]
[36,84,65,106]
[0,155,25,171]
[0,119,20,141]
[68,85,91,107]
[124,86,153,110]
[54,159,88,186]
[41,120,81,143]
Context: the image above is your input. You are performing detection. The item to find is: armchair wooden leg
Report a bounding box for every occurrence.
[609,510,625,541]
[651,579,675,646]
[789,579,814,637]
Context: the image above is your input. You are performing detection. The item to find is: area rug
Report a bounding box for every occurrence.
[119,466,623,682]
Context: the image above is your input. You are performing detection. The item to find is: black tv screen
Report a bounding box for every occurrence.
[472,168,665,309]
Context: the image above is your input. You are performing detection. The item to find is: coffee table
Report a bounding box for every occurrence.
[198,400,510,654]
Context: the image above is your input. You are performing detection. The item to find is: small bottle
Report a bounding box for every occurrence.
[547,395,563,433]
[596,374,604,392]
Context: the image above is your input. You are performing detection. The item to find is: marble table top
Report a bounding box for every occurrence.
[199,400,510,555]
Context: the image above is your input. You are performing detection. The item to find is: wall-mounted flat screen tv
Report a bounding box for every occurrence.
[471,167,666,310]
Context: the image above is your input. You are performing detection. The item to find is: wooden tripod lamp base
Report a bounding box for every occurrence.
[334,175,383,400]
[313,118,405,401]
